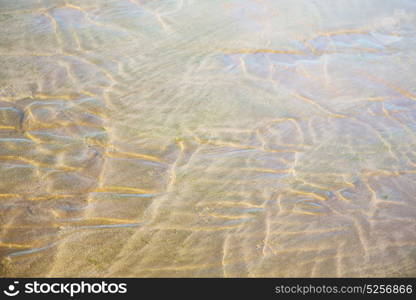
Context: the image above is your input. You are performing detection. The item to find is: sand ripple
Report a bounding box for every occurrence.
[0,0,416,277]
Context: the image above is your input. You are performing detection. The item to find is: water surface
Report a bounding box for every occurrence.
[1,0,416,277]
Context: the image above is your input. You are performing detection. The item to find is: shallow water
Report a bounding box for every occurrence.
[0,0,416,277]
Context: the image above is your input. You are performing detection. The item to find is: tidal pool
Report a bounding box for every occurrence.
[0,0,416,277]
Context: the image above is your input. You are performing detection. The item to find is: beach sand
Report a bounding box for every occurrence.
[0,0,416,277]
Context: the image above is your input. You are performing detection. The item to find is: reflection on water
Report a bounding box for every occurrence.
[0,0,416,277]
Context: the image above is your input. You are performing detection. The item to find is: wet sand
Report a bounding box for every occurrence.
[0,0,416,277]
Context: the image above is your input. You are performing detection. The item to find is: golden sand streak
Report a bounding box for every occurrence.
[197,138,256,150]
[94,186,158,195]
[106,148,163,163]
[0,224,61,229]
[262,245,338,255]
[0,156,79,172]
[354,96,387,102]
[0,242,35,249]
[382,103,416,141]
[363,72,416,101]
[0,194,20,198]
[62,2,135,38]
[292,93,347,118]
[23,122,104,131]
[0,126,16,130]
[166,139,184,192]
[64,3,83,11]
[28,195,74,201]
[287,189,327,201]
[264,117,305,144]
[199,201,263,209]
[65,217,141,226]
[292,210,326,216]
[354,117,399,162]
[335,191,352,203]
[207,213,253,220]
